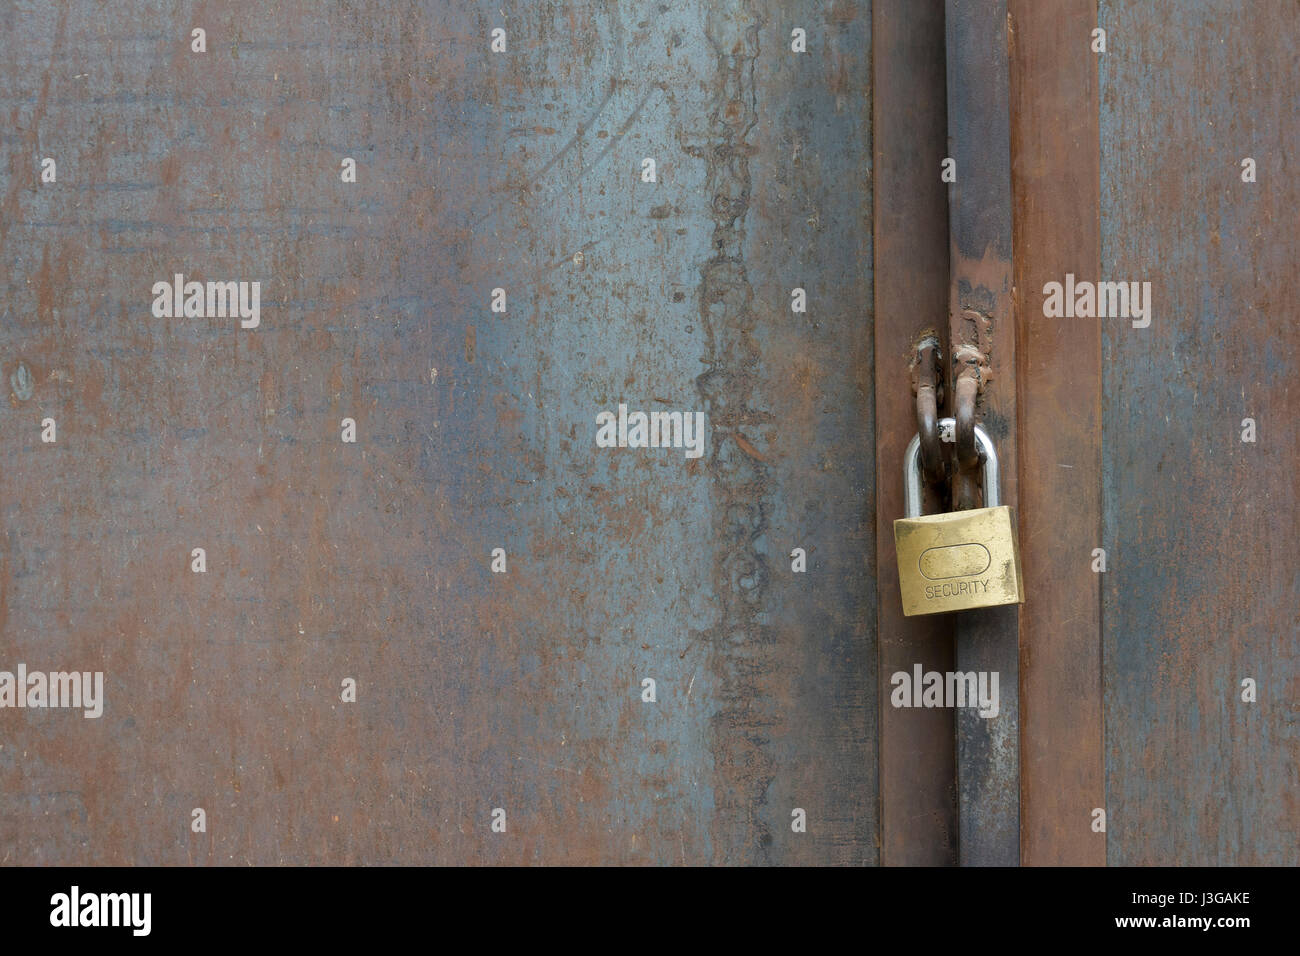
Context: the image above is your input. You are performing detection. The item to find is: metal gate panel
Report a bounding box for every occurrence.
[0,0,877,865]
[1099,0,1300,865]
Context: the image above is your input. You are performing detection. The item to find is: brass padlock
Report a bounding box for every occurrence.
[894,419,1024,616]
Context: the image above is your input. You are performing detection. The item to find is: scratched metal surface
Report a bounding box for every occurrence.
[1100,0,1300,864]
[0,1,876,864]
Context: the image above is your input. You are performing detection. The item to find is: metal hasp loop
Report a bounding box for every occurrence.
[952,342,984,510]
[954,370,980,469]
[904,416,998,518]
[911,335,946,483]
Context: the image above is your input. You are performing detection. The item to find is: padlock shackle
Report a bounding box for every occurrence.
[903,418,1000,517]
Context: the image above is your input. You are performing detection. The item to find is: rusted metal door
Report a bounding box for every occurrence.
[2,0,1295,869]
[1,0,877,865]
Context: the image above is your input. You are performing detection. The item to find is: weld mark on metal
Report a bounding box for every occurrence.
[690,4,778,865]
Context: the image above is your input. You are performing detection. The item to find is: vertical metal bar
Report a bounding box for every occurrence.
[945,0,1021,865]
[1008,0,1106,866]
[874,0,958,865]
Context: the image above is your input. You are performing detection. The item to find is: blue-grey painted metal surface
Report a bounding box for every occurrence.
[0,1,877,864]
[1100,0,1300,864]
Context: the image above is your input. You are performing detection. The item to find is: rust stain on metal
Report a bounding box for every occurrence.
[731,432,766,462]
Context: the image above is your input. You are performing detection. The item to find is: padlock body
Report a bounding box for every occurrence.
[893,505,1024,616]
